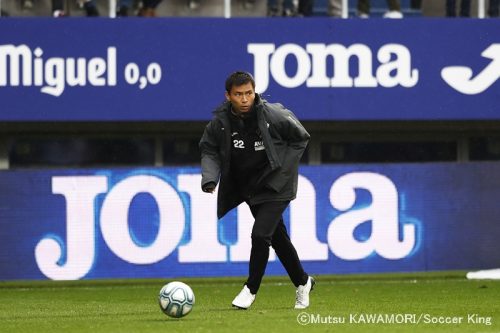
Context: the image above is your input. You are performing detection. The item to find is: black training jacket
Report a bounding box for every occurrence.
[199,94,310,219]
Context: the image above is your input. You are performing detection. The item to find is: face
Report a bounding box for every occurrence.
[225,82,255,114]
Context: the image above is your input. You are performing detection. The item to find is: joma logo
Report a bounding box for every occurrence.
[248,43,419,93]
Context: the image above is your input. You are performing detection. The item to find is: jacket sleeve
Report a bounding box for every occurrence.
[199,121,222,190]
[267,107,310,192]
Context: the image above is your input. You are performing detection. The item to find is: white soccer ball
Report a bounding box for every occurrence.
[158,281,195,318]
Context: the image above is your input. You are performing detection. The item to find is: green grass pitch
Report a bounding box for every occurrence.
[1,271,499,333]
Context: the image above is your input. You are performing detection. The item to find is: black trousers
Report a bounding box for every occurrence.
[446,0,471,17]
[245,200,308,294]
[489,0,499,17]
[358,0,401,14]
[298,0,314,16]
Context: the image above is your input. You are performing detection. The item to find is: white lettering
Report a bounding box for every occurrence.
[289,175,328,260]
[87,58,107,86]
[327,172,416,260]
[0,44,32,86]
[0,45,118,96]
[66,58,87,87]
[248,43,419,92]
[177,174,226,262]
[35,176,107,280]
[41,57,65,96]
[33,47,44,86]
[377,44,419,88]
[100,175,184,264]
[35,171,417,280]
[247,43,275,94]
[270,43,311,88]
[107,47,117,86]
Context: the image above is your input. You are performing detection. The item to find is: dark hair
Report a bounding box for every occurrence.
[225,71,255,92]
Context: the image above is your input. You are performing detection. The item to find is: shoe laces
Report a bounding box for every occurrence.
[295,285,305,304]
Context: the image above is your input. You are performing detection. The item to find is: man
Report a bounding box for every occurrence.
[138,0,163,17]
[199,71,315,310]
[489,0,499,17]
[52,0,99,17]
[445,0,471,17]
[297,0,343,17]
[358,0,403,18]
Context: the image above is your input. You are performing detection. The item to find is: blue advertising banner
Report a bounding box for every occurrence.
[0,18,499,121]
[1,163,500,281]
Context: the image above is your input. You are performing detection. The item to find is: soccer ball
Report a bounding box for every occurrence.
[158,281,195,318]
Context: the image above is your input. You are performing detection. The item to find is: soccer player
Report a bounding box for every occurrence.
[199,71,315,310]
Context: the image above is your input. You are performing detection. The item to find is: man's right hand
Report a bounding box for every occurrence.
[202,182,216,193]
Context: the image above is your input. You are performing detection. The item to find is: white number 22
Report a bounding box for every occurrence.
[233,140,245,149]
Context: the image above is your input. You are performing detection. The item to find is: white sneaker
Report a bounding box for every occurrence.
[232,285,256,309]
[383,10,403,19]
[295,276,315,309]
